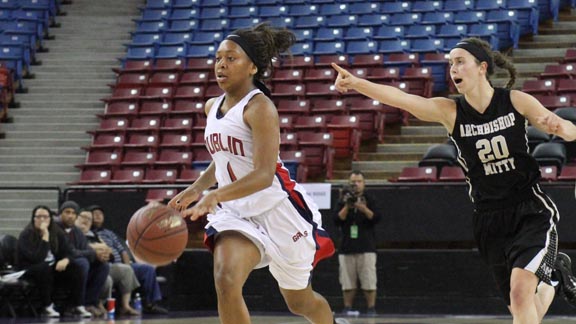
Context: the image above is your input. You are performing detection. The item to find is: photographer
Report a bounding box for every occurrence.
[334,170,380,316]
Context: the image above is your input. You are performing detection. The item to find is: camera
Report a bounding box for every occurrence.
[340,184,358,206]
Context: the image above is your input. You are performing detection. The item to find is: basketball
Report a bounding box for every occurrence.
[126,203,188,266]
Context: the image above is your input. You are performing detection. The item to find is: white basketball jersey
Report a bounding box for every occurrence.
[204,89,312,217]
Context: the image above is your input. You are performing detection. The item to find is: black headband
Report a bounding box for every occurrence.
[225,34,272,98]
[454,41,494,73]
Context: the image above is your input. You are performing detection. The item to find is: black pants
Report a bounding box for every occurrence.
[22,261,84,308]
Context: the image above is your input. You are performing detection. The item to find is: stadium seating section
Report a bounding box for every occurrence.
[70,0,576,192]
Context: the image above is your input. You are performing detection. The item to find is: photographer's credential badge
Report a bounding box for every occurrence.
[350,224,358,239]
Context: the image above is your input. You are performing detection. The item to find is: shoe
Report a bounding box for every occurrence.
[555,252,576,307]
[118,306,140,316]
[335,318,351,324]
[75,306,93,318]
[366,307,377,316]
[42,304,60,317]
[85,305,104,317]
[143,303,168,315]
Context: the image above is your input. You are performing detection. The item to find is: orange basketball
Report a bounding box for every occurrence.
[127,203,188,266]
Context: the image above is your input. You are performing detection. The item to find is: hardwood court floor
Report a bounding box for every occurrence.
[3,313,576,324]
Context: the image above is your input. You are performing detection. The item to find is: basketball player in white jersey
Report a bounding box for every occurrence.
[169,23,348,324]
[331,37,576,324]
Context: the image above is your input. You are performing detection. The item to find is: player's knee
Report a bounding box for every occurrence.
[213,267,242,297]
[509,286,534,311]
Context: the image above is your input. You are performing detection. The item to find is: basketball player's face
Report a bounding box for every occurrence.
[215,40,257,92]
[448,48,486,94]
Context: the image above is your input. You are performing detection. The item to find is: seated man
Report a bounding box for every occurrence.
[56,200,109,317]
[90,205,168,315]
[76,208,140,316]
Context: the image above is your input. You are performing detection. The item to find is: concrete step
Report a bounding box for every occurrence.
[26,87,111,94]
[382,135,447,144]
[511,48,567,63]
[9,108,102,116]
[0,138,90,147]
[32,71,116,79]
[0,171,78,182]
[16,100,105,108]
[0,190,59,200]
[539,21,576,34]
[518,35,576,48]
[401,126,447,136]
[17,93,107,101]
[29,65,119,73]
[38,57,121,64]
[352,160,418,172]
[494,62,545,78]
[0,163,78,172]
[0,147,84,155]
[24,79,113,87]
[0,208,57,219]
[358,152,424,161]
[376,143,435,153]
[0,155,83,164]
[0,199,57,209]
[7,119,97,126]
[331,170,398,182]
[3,130,92,139]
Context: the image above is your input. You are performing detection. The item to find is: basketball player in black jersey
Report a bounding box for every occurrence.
[332,37,576,323]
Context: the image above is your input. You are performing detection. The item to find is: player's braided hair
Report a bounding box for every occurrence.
[232,22,296,81]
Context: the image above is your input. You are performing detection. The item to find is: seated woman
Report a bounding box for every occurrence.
[76,208,140,316]
[16,205,85,317]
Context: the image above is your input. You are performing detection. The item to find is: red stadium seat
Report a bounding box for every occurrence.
[141,86,174,100]
[279,115,295,133]
[396,166,438,182]
[558,165,576,181]
[72,169,112,185]
[204,84,223,98]
[123,134,159,150]
[402,67,433,97]
[276,99,311,116]
[180,71,210,85]
[121,151,157,168]
[186,57,215,71]
[298,132,334,179]
[304,68,337,82]
[113,60,152,74]
[309,98,347,115]
[281,55,314,69]
[279,150,308,183]
[109,168,145,184]
[101,87,143,103]
[280,132,299,151]
[347,97,386,141]
[557,79,576,96]
[85,134,125,151]
[127,117,161,134]
[89,118,129,135]
[160,133,192,149]
[114,72,149,88]
[540,165,558,182]
[162,117,193,132]
[350,54,384,67]
[155,150,193,169]
[75,151,122,170]
[171,99,205,116]
[272,69,304,83]
[438,166,466,182]
[304,81,339,98]
[533,95,572,110]
[154,58,186,72]
[176,168,203,183]
[139,101,172,116]
[272,83,306,98]
[327,115,362,160]
[564,49,576,63]
[366,67,401,82]
[522,79,557,96]
[142,168,178,184]
[539,64,576,80]
[173,85,205,99]
[100,102,139,118]
[145,188,179,202]
[294,115,328,133]
[315,54,349,67]
[148,72,180,87]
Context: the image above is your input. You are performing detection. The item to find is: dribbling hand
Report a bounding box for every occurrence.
[180,191,218,221]
[331,63,356,93]
[168,189,201,213]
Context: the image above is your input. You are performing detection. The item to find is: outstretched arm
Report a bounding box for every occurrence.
[511,90,576,141]
[332,63,456,131]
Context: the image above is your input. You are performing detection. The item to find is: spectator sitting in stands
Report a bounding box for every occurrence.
[55,200,109,317]
[16,205,84,317]
[90,205,168,315]
[76,208,140,316]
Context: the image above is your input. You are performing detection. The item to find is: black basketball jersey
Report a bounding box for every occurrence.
[450,87,540,209]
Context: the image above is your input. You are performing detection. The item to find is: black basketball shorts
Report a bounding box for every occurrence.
[473,188,559,305]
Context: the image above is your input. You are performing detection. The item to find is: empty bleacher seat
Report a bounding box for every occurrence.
[396,166,438,182]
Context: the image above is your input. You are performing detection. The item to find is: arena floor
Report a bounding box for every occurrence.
[3,313,576,324]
